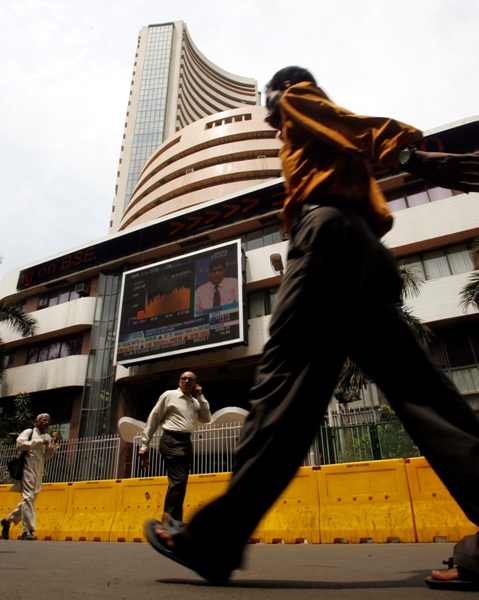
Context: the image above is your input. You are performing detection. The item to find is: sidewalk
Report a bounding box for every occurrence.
[0,538,463,599]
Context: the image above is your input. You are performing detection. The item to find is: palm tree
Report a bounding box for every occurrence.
[0,256,38,379]
[460,238,479,312]
[335,262,433,397]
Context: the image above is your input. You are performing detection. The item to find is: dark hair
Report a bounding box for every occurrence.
[266,66,317,92]
[209,258,226,271]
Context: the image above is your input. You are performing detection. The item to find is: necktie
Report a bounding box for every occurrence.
[213,284,221,307]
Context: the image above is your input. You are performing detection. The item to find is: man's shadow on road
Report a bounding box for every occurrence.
[157,572,426,589]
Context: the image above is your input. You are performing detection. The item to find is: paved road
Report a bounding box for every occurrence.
[0,539,464,599]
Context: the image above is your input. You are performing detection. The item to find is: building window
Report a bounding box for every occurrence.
[2,351,14,370]
[243,225,282,251]
[400,243,474,281]
[429,323,479,403]
[37,282,89,309]
[26,334,83,364]
[386,183,452,212]
[248,287,279,318]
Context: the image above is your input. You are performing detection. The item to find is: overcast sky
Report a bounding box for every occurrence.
[1,0,478,279]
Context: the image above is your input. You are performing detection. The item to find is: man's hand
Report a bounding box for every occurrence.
[138,449,150,469]
[404,150,479,193]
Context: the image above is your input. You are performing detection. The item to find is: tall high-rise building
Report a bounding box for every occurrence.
[110,21,259,233]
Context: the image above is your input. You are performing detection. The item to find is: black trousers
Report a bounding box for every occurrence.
[160,431,192,521]
[186,204,479,572]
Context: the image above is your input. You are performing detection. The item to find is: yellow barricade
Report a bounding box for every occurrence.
[110,476,168,542]
[251,466,321,544]
[406,457,477,543]
[0,481,72,541]
[35,482,71,540]
[0,483,23,540]
[317,459,416,543]
[182,472,232,523]
[60,480,120,541]
[4,458,477,545]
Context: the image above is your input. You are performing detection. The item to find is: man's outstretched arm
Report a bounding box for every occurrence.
[401,149,479,193]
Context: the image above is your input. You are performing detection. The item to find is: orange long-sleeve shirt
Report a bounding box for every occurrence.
[278,82,423,237]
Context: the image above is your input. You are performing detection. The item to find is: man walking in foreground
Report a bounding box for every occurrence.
[144,66,479,590]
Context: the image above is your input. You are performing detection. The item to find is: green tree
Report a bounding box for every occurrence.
[0,392,62,446]
[0,256,37,379]
[376,404,420,459]
[335,263,433,397]
[0,392,35,443]
[459,237,479,312]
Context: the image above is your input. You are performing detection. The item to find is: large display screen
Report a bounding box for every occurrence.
[114,240,246,365]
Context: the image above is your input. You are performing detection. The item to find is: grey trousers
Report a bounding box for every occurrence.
[7,475,37,533]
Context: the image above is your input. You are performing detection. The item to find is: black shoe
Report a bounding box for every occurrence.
[1,519,10,540]
[144,519,233,585]
[21,531,37,541]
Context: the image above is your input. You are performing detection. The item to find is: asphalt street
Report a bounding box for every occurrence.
[0,538,467,599]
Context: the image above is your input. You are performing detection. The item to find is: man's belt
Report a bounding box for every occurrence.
[162,429,191,440]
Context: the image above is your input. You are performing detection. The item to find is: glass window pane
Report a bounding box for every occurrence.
[399,255,425,280]
[48,342,61,360]
[263,225,281,246]
[248,292,264,318]
[443,331,475,367]
[26,348,39,364]
[386,190,407,212]
[60,336,82,357]
[71,336,83,355]
[268,287,279,314]
[429,338,447,368]
[423,249,450,280]
[38,345,50,362]
[467,325,479,364]
[407,190,429,207]
[246,230,262,251]
[446,244,474,274]
[48,294,59,307]
[58,290,70,304]
[386,196,407,212]
[3,351,14,369]
[428,186,451,201]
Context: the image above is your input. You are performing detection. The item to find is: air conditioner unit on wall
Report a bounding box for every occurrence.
[75,283,90,297]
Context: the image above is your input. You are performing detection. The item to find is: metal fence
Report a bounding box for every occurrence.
[0,420,420,484]
[131,421,244,478]
[0,435,120,485]
[130,419,420,477]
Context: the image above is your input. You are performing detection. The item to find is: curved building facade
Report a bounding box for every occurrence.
[118,105,282,231]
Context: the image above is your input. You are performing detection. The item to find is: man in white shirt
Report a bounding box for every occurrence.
[2,413,60,540]
[138,371,211,523]
[195,258,238,311]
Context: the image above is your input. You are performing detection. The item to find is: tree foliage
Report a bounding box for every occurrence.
[335,262,432,394]
[459,237,479,312]
[0,392,35,443]
[376,404,420,459]
[0,294,37,380]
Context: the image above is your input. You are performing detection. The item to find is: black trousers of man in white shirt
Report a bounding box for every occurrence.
[160,430,193,521]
